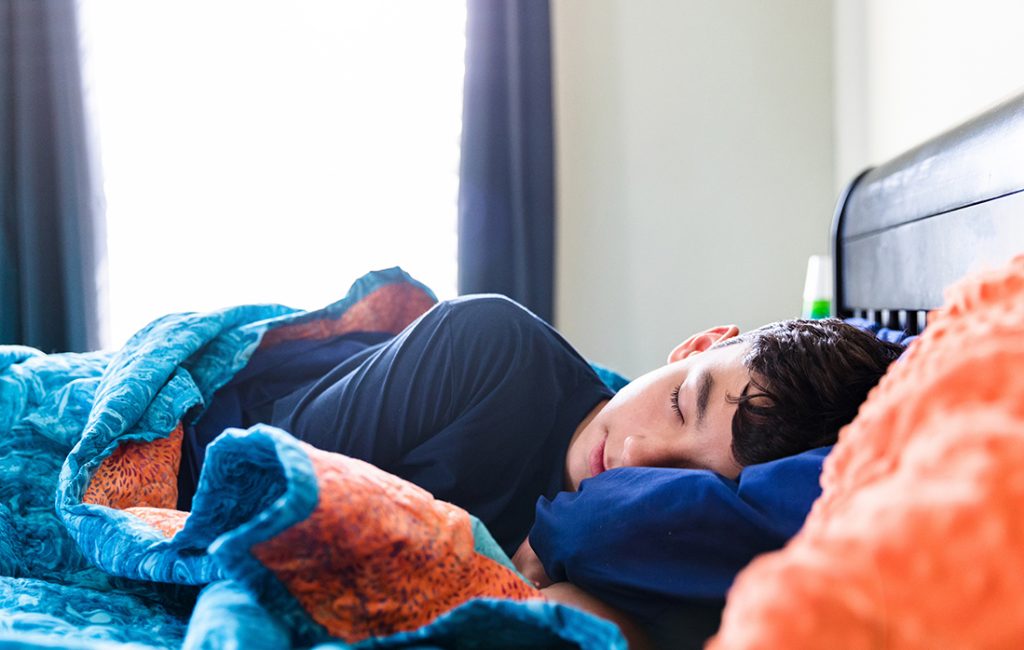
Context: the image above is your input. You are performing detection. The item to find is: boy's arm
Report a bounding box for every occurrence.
[511,536,553,588]
[514,538,650,649]
[541,582,651,650]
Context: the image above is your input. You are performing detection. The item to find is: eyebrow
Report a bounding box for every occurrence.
[696,370,714,428]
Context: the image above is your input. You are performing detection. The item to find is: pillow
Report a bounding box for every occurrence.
[531,446,830,639]
[844,316,918,346]
[710,254,1024,648]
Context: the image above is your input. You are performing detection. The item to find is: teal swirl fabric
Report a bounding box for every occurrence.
[0,268,625,650]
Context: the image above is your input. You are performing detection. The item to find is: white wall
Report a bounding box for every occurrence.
[552,0,835,377]
[834,0,1024,186]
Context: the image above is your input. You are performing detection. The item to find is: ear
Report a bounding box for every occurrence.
[667,325,740,364]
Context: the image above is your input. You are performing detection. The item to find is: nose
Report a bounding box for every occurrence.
[620,434,689,469]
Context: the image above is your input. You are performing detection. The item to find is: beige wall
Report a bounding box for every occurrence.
[552,0,836,377]
[834,0,1024,186]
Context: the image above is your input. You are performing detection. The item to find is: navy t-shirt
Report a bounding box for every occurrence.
[180,295,614,554]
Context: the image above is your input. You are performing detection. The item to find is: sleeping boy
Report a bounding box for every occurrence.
[176,294,903,646]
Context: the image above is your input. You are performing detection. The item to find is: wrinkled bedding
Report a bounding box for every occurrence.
[0,268,623,650]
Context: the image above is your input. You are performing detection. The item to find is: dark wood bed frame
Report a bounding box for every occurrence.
[831,91,1024,334]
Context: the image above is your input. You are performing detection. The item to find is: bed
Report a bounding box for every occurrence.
[2,90,1024,650]
[831,90,1024,333]
[520,89,1024,650]
[707,90,1024,647]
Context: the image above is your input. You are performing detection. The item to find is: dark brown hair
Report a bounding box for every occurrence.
[725,319,904,466]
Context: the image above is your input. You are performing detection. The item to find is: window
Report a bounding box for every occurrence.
[79,1,465,347]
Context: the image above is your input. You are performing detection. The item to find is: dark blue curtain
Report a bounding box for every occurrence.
[458,0,555,322]
[0,0,104,352]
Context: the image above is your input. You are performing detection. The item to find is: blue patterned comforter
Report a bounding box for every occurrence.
[0,269,623,650]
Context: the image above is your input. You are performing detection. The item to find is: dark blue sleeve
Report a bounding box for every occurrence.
[530,446,830,626]
[178,331,394,510]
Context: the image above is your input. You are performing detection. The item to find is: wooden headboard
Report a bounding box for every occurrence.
[831,91,1024,334]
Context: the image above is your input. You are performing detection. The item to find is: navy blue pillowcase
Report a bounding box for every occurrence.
[843,316,918,346]
[531,446,831,631]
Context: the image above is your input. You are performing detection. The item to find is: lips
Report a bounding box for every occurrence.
[588,437,607,479]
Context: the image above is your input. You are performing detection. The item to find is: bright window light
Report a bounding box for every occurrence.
[79,1,465,348]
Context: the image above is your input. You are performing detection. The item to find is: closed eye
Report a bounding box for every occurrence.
[670,383,684,422]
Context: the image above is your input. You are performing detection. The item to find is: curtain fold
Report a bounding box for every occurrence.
[0,0,104,352]
[458,0,555,322]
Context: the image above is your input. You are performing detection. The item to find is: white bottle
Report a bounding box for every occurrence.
[802,254,832,319]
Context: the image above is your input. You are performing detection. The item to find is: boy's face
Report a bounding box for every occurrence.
[565,336,752,490]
